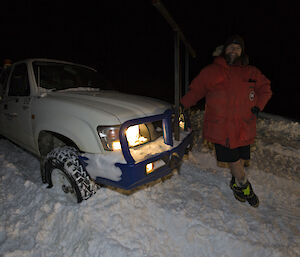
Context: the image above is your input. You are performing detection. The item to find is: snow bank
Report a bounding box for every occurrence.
[0,111,299,257]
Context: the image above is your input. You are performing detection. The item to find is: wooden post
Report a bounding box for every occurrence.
[174,32,180,141]
[185,48,190,94]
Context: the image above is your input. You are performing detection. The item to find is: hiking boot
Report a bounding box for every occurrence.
[230,177,259,207]
[230,176,246,203]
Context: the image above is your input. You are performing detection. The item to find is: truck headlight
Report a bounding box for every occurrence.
[97,124,150,151]
[97,126,121,151]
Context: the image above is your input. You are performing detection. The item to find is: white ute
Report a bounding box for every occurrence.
[0,59,193,203]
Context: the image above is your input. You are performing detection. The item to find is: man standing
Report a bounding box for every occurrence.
[181,35,272,207]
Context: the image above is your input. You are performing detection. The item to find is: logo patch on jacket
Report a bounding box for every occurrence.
[249,91,255,101]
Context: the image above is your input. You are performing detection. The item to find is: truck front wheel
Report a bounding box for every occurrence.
[45,146,98,203]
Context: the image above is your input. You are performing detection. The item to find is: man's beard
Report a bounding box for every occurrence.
[224,53,242,65]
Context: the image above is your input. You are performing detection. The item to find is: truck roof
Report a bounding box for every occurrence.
[11,58,97,72]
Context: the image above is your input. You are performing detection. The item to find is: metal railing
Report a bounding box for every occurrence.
[152,0,196,140]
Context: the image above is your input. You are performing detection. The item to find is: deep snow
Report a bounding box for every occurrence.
[0,111,300,257]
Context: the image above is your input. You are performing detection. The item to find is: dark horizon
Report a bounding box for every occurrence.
[1,0,299,121]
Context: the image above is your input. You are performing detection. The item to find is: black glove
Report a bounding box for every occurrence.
[184,109,192,131]
[251,106,260,118]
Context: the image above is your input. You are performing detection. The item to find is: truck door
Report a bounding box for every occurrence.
[3,63,35,152]
[0,67,11,136]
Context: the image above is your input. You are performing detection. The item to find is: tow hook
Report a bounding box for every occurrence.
[169,153,181,170]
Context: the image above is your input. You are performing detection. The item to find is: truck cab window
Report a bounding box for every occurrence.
[8,64,30,96]
[0,67,11,98]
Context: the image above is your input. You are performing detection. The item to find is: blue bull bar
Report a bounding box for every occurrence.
[95,109,194,190]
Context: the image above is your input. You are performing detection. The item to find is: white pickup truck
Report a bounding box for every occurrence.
[0,59,193,203]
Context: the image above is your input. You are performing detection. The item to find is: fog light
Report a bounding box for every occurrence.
[145,163,154,174]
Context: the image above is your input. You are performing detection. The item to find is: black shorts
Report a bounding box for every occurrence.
[215,144,250,162]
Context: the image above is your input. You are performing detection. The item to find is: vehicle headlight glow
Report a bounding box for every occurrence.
[145,162,154,174]
[112,141,121,151]
[126,125,148,147]
[97,124,150,151]
[179,113,185,129]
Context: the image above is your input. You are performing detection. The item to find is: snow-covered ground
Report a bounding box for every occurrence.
[0,111,300,257]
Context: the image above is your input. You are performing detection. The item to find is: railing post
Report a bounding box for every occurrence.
[185,48,190,94]
[174,31,180,141]
[152,0,196,142]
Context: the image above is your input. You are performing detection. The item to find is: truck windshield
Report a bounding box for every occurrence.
[33,61,107,91]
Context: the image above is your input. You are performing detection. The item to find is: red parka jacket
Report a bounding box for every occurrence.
[181,56,272,149]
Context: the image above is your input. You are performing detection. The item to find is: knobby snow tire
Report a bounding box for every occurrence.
[45,146,98,203]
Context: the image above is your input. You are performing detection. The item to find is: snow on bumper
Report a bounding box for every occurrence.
[95,131,193,190]
[85,109,194,190]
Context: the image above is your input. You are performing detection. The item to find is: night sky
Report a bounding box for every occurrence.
[1,0,299,120]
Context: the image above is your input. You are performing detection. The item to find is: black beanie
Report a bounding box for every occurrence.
[223,35,245,54]
[221,34,249,65]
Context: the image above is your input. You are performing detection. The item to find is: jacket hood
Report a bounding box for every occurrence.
[219,35,249,66]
